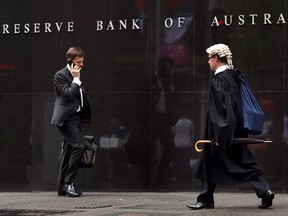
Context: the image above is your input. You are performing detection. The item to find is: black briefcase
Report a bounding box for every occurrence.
[80,135,98,168]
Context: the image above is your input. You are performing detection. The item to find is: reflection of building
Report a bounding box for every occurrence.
[0,0,287,193]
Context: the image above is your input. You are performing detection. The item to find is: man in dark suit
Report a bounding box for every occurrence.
[51,47,91,197]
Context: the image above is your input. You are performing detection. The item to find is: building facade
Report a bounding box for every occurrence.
[0,0,287,192]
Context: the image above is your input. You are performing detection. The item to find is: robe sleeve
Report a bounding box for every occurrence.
[208,76,236,149]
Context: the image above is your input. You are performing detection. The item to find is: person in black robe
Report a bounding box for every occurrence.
[187,44,275,210]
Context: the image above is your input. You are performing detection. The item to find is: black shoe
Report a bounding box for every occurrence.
[259,190,275,209]
[64,183,82,197]
[57,184,66,196]
[187,202,214,210]
[57,189,66,196]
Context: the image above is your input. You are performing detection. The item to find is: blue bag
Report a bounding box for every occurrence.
[236,69,264,135]
[222,69,264,135]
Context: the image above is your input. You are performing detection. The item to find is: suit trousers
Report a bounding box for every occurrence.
[57,112,85,189]
[197,175,270,204]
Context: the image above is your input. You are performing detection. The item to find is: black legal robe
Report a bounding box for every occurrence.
[195,69,264,185]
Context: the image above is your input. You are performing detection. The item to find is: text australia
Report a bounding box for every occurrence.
[211,13,286,26]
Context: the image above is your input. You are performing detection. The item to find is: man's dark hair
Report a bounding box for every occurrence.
[66,47,85,60]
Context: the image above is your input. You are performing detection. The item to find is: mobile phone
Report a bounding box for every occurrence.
[68,59,74,67]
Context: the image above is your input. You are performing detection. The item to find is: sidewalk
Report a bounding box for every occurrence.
[0,192,287,216]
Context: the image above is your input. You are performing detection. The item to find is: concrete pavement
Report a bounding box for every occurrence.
[0,192,287,216]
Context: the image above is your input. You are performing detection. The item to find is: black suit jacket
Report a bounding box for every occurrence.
[50,66,91,126]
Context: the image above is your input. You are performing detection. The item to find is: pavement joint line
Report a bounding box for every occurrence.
[75,204,113,209]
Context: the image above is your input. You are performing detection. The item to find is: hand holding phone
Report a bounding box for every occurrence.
[68,60,81,78]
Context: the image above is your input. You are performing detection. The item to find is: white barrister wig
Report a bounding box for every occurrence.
[206,43,234,69]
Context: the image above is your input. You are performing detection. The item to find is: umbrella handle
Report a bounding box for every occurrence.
[194,140,212,152]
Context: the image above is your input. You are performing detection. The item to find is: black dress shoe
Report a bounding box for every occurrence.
[187,202,214,210]
[64,183,82,197]
[58,189,66,196]
[259,190,275,209]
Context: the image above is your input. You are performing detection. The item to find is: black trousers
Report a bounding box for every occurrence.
[197,175,270,204]
[57,113,85,189]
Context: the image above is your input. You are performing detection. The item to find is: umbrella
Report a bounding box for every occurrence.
[195,138,272,153]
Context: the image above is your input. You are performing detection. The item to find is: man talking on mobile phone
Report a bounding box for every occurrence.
[51,47,91,197]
